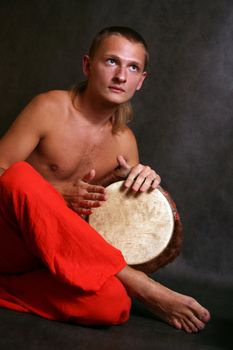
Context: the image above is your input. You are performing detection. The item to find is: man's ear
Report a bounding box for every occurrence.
[136,71,147,91]
[82,55,91,76]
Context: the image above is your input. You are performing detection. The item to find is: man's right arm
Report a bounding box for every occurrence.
[0,93,55,175]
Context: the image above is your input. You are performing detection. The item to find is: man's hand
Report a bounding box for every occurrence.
[61,170,107,216]
[115,155,161,192]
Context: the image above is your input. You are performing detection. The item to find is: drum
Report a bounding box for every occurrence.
[88,181,183,274]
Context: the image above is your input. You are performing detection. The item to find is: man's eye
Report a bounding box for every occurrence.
[129,65,139,72]
[106,58,116,65]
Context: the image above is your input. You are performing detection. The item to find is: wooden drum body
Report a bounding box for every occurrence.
[88,181,183,274]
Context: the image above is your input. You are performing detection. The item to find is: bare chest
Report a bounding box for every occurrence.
[28,126,120,183]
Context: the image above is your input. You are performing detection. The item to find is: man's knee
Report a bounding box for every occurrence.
[0,161,44,195]
[70,276,131,326]
[92,276,131,325]
[110,280,131,325]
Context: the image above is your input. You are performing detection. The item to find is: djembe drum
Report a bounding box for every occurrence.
[88,181,183,274]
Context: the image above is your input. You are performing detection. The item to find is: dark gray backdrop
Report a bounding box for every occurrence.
[0,0,232,290]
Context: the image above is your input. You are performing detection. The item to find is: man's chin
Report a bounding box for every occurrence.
[104,92,132,106]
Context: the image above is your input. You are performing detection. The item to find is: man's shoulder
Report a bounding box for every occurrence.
[31,90,70,110]
[113,126,137,153]
[115,126,136,143]
[16,90,72,129]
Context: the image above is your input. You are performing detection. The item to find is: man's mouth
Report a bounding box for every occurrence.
[109,86,125,93]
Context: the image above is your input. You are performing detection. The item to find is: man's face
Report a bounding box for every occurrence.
[83,35,147,106]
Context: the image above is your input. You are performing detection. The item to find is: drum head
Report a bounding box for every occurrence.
[89,181,174,266]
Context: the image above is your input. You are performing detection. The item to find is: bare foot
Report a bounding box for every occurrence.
[117,266,210,333]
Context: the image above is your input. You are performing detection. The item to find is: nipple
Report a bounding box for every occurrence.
[50,164,58,172]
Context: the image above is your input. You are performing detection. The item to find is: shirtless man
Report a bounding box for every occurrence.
[0,26,210,333]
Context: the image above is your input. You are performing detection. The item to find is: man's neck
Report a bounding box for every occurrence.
[76,88,118,128]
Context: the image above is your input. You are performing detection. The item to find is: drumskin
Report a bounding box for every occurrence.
[89,181,183,273]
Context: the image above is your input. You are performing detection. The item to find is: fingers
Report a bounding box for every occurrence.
[124,163,144,187]
[71,190,107,215]
[84,193,107,203]
[65,180,107,215]
[70,193,106,213]
[82,169,96,183]
[68,198,103,216]
[86,184,106,195]
[84,184,107,203]
[77,208,93,216]
[124,164,161,192]
[78,199,103,209]
[117,155,131,170]
[114,155,131,179]
[140,172,161,192]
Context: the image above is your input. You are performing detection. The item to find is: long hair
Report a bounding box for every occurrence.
[71,26,149,133]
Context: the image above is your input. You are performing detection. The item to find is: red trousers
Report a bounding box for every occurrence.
[0,162,131,325]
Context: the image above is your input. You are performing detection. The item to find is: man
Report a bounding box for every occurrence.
[0,27,210,332]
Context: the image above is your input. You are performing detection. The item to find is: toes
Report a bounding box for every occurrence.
[201,309,211,322]
[196,320,205,331]
[173,314,205,333]
[180,319,193,333]
[193,307,210,324]
[182,312,207,333]
[186,297,210,324]
[191,316,206,331]
[186,319,200,333]
[182,318,201,333]
[172,319,182,330]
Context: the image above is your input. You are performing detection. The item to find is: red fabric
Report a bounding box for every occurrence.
[0,162,131,325]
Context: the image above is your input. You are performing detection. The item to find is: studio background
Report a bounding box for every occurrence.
[0,1,232,349]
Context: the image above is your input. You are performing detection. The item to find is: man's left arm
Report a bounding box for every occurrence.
[111,127,161,192]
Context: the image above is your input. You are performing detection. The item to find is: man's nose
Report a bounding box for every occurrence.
[114,66,127,83]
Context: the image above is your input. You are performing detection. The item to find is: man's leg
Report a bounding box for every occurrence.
[117,265,210,333]
[0,161,210,331]
[0,270,131,325]
[0,162,126,291]
[0,162,130,324]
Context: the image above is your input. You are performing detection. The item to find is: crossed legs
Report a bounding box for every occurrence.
[0,162,131,325]
[0,162,210,331]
